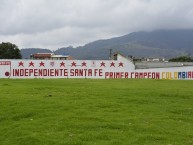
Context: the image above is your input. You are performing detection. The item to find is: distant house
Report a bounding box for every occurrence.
[133,57,165,62]
[145,57,165,62]
[112,52,131,61]
[112,53,165,62]
[30,53,74,60]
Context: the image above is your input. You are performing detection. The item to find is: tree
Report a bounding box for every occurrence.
[0,42,22,59]
[169,56,193,62]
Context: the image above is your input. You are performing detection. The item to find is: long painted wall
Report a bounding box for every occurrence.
[0,54,193,79]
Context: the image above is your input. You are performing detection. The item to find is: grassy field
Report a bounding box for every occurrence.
[0,79,193,145]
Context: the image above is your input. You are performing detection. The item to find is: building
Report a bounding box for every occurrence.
[133,57,165,62]
[30,53,73,60]
[144,57,165,62]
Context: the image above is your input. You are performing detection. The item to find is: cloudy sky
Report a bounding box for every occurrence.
[0,0,193,50]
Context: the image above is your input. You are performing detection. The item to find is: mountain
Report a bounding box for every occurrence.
[21,48,52,59]
[21,29,193,59]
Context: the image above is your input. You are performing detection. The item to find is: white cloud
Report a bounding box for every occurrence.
[0,0,193,50]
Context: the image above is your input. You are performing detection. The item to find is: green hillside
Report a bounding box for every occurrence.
[0,79,193,145]
[54,29,193,59]
[21,29,193,59]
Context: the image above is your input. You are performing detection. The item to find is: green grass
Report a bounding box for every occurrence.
[0,79,193,145]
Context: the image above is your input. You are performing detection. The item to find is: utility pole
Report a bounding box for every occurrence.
[109,49,112,60]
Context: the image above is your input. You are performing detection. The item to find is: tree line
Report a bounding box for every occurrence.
[0,42,21,59]
[169,56,193,62]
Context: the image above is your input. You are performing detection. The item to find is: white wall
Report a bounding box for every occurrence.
[0,55,193,79]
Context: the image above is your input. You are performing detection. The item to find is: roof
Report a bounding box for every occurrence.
[51,55,69,58]
[32,53,53,58]
[113,52,127,57]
